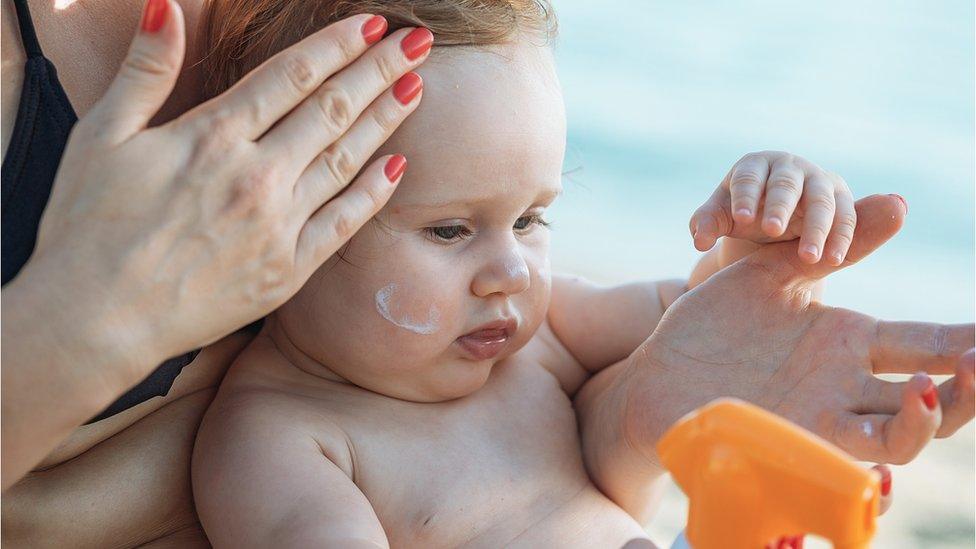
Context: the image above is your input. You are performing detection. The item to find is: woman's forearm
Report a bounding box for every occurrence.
[1,271,160,489]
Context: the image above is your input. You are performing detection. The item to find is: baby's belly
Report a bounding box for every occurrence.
[497,484,652,548]
[391,482,651,548]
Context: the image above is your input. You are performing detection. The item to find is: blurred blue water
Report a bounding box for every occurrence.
[549,0,975,323]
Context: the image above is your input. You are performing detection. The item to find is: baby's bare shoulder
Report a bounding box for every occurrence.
[200,339,360,478]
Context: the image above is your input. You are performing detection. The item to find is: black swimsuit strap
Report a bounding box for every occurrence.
[13,0,44,59]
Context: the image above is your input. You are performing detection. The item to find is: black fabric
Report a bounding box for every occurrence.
[2,0,198,423]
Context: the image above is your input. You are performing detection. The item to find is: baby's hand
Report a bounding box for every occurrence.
[690,151,875,265]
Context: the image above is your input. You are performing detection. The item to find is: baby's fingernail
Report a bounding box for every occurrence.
[888,194,908,215]
[766,216,784,232]
[878,466,892,496]
[921,380,938,411]
[801,243,819,259]
[830,251,844,265]
[736,208,752,219]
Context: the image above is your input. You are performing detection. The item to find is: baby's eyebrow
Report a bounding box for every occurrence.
[397,187,562,211]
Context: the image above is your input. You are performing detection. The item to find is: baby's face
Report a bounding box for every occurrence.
[274,39,566,401]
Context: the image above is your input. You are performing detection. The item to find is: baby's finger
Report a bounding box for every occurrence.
[689,185,733,251]
[796,173,835,263]
[835,373,940,464]
[295,154,405,280]
[935,348,975,438]
[727,154,770,224]
[822,188,856,266]
[761,159,805,237]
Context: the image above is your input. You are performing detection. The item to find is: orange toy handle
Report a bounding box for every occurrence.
[657,399,879,549]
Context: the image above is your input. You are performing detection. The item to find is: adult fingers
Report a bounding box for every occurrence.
[872,464,893,515]
[262,27,433,167]
[871,322,974,375]
[835,373,939,464]
[294,155,405,279]
[292,73,423,217]
[935,349,975,438]
[727,154,770,224]
[761,158,804,238]
[822,187,856,266]
[195,14,382,140]
[750,194,905,286]
[85,0,185,143]
[689,185,733,251]
[795,172,835,263]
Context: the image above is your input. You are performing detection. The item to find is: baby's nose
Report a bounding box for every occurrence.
[471,252,531,297]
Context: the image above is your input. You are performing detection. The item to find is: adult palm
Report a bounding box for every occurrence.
[627,194,975,465]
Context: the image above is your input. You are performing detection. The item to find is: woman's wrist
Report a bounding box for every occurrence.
[3,260,163,402]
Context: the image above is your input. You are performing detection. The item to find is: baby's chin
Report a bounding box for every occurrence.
[360,352,519,403]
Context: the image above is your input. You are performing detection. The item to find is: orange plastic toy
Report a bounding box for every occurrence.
[657,398,880,549]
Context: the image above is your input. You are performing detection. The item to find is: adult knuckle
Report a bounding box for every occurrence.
[281,52,319,96]
[331,211,356,241]
[363,184,387,211]
[369,104,401,134]
[315,87,354,132]
[224,163,279,215]
[122,48,174,79]
[372,53,400,84]
[932,324,951,359]
[321,144,357,183]
[331,33,360,63]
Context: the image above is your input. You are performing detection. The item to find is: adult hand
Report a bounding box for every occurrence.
[2,0,430,486]
[624,194,974,466]
[16,2,428,379]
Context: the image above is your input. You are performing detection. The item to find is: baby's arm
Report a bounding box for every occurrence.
[547,276,686,374]
[192,396,387,548]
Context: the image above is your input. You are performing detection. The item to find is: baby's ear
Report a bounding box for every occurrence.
[749,194,906,284]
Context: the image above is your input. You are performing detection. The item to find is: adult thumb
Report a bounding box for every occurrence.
[748,194,907,285]
[87,0,185,143]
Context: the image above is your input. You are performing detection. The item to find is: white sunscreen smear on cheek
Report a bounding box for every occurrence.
[374,283,440,335]
[861,421,873,437]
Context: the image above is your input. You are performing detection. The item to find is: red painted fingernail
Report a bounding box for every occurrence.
[141,0,168,33]
[878,466,892,496]
[921,381,938,410]
[384,154,407,183]
[793,535,804,549]
[888,194,908,215]
[393,72,423,105]
[361,15,387,45]
[401,27,433,60]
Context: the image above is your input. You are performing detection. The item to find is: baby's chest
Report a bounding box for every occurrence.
[350,360,594,546]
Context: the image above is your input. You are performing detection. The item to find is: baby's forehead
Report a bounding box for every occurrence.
[376,42,566,213]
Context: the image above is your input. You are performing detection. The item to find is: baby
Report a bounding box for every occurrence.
[191,2,932,547]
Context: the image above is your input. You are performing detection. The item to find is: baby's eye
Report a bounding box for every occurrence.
[514,214,551,231]
[425,225,473,242]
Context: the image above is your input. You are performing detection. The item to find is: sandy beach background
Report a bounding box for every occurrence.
[548,1,975,546]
